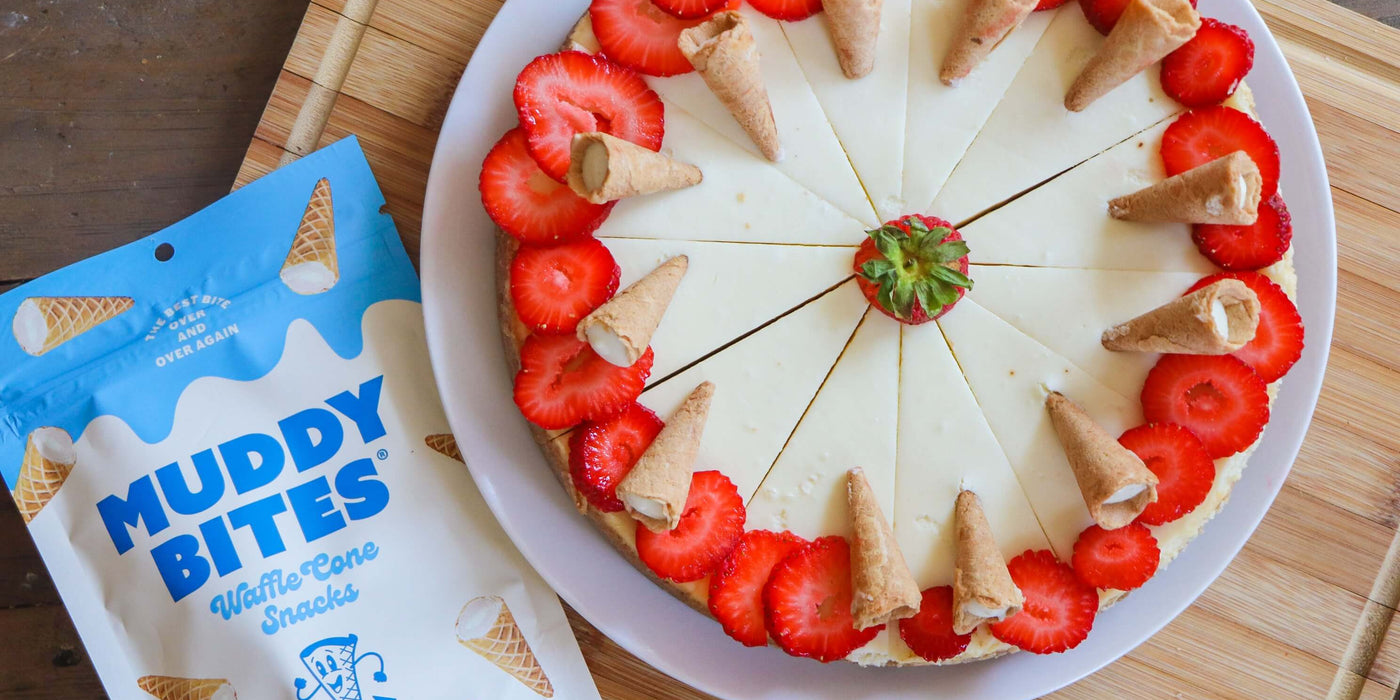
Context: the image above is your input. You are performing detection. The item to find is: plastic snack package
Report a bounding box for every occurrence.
[0,137,600,700]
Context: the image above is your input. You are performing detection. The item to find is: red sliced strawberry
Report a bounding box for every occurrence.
[590,0,741,77]
[854,214,972,325]
[747,0,823,20]
[1140,354,1269,458]
[1192,194,1292,271]
[653,0,731,19]
[708,530,808,646]
[1187,272,1304,382]
[990,550,1097,654]
[1161,105,1281,199]
[511,239,620,334]
[764,536,881,662]
[1081,0,1197,34]
[480,128,615,244]
[569,403,664,512]
[514,334,653,430]
[1161,18,1255,108]
[635,470,746,582]
[514,51,665,180]
[897,586,972,662]
[1035,0,1070,9]
[1072,523,1161,591]
[1119,423,1216,526]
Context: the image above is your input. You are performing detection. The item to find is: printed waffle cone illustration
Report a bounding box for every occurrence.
[679,12,782,161]
[425,433,464,462]
[280,177,339,295]
[136,675,237,700]
[1066,0,1200,111]
[12,295,133,356]
[457,596,554,697]
[12,427,76,525]
[941,0,1038,85]
[824,0,884,79]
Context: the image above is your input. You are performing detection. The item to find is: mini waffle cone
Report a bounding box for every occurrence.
[940,0,1038,85]
[1066,0,1199,111]
[459,598,555,697]
[576,255,688,367]
[13,429,76,525]
[16,296,134,356]
[616,382,713,531]
[847,467,921,630]
[952,491,1024,635]
[824,0,884,79]
[1102,278,1261,354]
[679,12,782,161]
[280,178,339,294]
[1046,392,1159,529]
[1109,151,1262,224]
[136,675,234,700]
[424,433,464,462]
[565,132,701,204]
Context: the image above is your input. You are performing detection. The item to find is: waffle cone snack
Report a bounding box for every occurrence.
[825,0,884,79]
[679,12,782,161]
[1109,151,1262,225]
[1046,392,1159,529]
[425,433,464,462]
[941,0,1038,85]
[576,255,688,367]
[1066,0,1199,111]
[616,381,713,531]
[566,132,701,204]
[847,467,921,629]
[280,178,339,295]
[136,675,237,700]
[12,295,133,356]
[457,596,555,697]
[952,491,1024,634]
[1102,278,1261,354]
[12,427,77,525]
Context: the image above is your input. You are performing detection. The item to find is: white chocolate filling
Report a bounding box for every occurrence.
[1103,483,1148,505]
[622,492,668,521]
[581,141,610,193]
[584,323,633,367]
[1210,298,1230,337]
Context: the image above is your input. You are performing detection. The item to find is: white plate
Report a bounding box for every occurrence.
[419,1,1336,697]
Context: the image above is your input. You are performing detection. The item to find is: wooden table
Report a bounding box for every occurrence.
[2,1,1399,698]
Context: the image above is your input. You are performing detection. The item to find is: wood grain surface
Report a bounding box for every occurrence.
[1,0,1399,698]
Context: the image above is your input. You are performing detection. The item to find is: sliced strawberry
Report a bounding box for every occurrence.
[1187,272,1304,382]
[854,214,971,325]
[747,0,823,20]
[1161,105,1281,199]
[1140,354,1269,458]
[480,128,615,244]
[653,0,731,19]
[635,470,746,582]
[569,403,664,512]
[510,239,620,334]
[514,51,665,180]
[590,0,741,77]
[1119,423,1216,526]
[764,536,881,662]
[1072,524,1161,591]
[1081,0,1197,34]
[708,530,808,646]
[1192,194,1292,271]
[1161,18,1254,108]
[990,550,1097,654]
[1035,0,1070,9]
[897,586,972,662]
[514,334,653,430]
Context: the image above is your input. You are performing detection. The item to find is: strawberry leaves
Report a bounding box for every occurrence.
[856,216,973,322]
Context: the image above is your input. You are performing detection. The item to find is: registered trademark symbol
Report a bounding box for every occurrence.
[376,449,389,460]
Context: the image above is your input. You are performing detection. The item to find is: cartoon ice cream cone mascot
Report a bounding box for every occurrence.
[294,634,387,700]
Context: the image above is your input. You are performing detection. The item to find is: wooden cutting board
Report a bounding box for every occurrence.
[234,1,1400,697]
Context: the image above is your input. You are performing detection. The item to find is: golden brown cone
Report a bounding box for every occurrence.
[940,0,1038,85]
[425,433,464,462]
[563,13,600,53]
[1066,0,1200,111]
[1102,279,1261,354]
[616,382,713,532]
[576,256,688,367]
[1046,392,1159,529]
[565,132,702,204]
[679,12,782,161]
[1109,151,1262,225]
[824,0,884,79]
[136,675,235,700]
[280,178,339,295]
[458,597,555,697]
[952,491,1025,635]
[13,296,134,356]
[12,428,76,525]
[847,467,921,630]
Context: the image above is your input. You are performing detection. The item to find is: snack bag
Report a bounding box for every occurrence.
[0,138,599,699]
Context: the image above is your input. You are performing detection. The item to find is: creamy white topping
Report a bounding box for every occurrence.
[962,600,1011,622]
[211,684,237,700]
[30,427,76,466]
[1104,483,1148,504]
[581,140,609,192]
[12,298,48,355]
[622,492,667,521]
[584,323,632,367]
[455,595,503,641]
[280,261,337,295]
[1210,298,1230,337]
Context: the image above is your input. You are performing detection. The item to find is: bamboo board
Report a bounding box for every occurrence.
[235,1,1400,697]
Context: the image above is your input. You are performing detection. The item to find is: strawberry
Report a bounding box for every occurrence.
[510,239,621,334]
[747,0,823,21]
[590,0,741,77]
[653,0,732,19]
[1161,18,1254,108]
[1072,524,1161,591]
[480,128,615,245]
[764,536,881,662]
[569,402,665,512]
[1119,423,1216,526]
[635,470,746,582]
[1191,194,1292,271]
[1081,0,1197,34]
[1187,272,1304,382]
[1161,105,1281,199]
[897,586,973,662]
[514,51,665,180]
[854,215,972,325]
[514,334,653,430]
[1140,354,1269,458]
[1035,0,1070,9]
[990,550,1097,654]
[708,530,808,646]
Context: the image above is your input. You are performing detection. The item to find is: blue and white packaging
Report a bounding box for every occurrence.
[1,138,599,700]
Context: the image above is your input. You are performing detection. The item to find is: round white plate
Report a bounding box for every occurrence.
[419,1,1336,696]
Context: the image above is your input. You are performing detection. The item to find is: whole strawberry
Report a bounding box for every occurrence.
[854,215,972,325]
